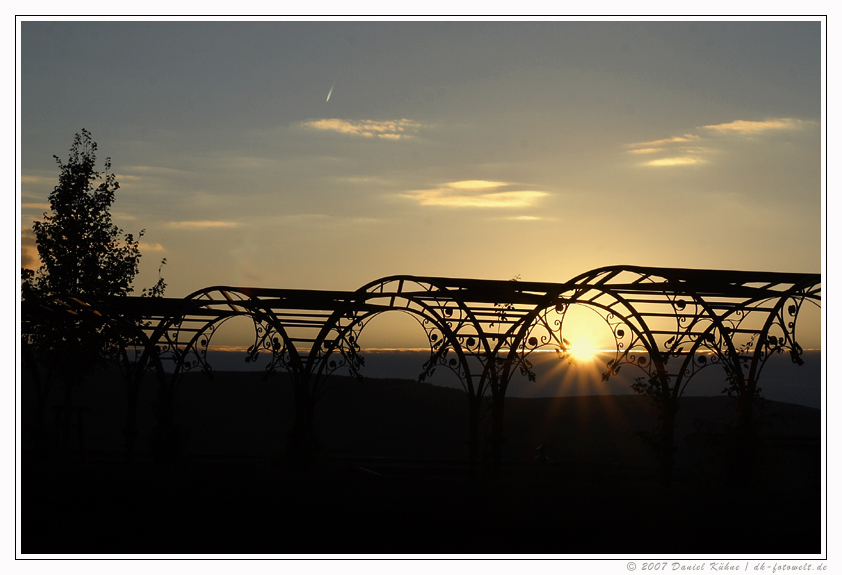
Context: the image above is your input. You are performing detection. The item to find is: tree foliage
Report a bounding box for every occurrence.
[24,129,148,301]
[22,130,164,381]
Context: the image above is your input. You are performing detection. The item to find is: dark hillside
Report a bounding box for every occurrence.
[21,369,821,554]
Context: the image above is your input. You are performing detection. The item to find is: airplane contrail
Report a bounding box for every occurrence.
[326,80,335,102]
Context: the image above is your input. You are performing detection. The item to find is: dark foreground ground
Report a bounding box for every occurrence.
[21,371,821,555]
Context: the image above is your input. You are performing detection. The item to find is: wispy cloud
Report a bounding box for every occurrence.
[624,133,706,167]
[301,118,421,139]
[123,165,195,176]
[403,180,547,208]
[111,211,137,221]
[21,227,39,269]
[445,180,507,190]
[113,173,144,182]
[625,118,812,167]
[702,118,810,134]
[21,202,51,210]
[626,147,664,155]
[643,157,705,167]
[138,242,165,251]
[165,220,240,229]
[21,175,55,186]
[627,134,700,149]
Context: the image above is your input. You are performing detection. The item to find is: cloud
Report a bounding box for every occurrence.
[446,180,508,190]
[300,118,421,139]
[21,202,51,210]
[113,173,144,182]
[703,118,809,135]
[626,118,813,167]
[139,242,165,251]
[642,157,705,167]
[21,175,54,186]
[165,220,240,229]
[625,133,708,166]
[403,180,547,208]
[21,228,39,269]
[123,165,194,177]
[626,148,664,155]
[626,134,700,149]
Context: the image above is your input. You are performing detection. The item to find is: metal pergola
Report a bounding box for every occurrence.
[22,265,820,472]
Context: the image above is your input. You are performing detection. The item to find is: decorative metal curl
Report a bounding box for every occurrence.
[504,305,572,383]
[752,295,809,376]
[154,318,218,377]
[418,315,470,385]
[246,319,295,378]
[318,317,367,381]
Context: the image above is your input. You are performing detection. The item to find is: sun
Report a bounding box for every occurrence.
[568,336,599,361]
[555,304,612,363]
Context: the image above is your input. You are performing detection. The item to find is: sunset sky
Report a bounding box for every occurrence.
[19,19,824,348]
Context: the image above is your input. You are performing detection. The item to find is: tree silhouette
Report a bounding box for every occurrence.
[22,129,165,451]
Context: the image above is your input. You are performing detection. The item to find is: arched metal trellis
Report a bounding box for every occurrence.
[22,266,820,472]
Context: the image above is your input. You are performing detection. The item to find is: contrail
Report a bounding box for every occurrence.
[326,80,336,102]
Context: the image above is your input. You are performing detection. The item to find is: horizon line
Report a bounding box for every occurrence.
[203,345,823,354]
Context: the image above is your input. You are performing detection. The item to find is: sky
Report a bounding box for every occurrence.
[18,18,823,348]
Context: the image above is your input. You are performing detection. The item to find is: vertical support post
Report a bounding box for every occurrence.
[660,392,678,485]
[651,356,676,485]
[489,387,506,478]
[289,372,317,464]
[466,395,481,477]
[150,367,181,466]
[60,373,77,453]
[125,373,140,461]
[23,346,52,454]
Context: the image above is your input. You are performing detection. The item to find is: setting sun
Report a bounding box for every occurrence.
[554,304,612,363]
[568,336,599,361]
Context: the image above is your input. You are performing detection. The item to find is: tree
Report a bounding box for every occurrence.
[21,129,164,451]
[26,130,145,299]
